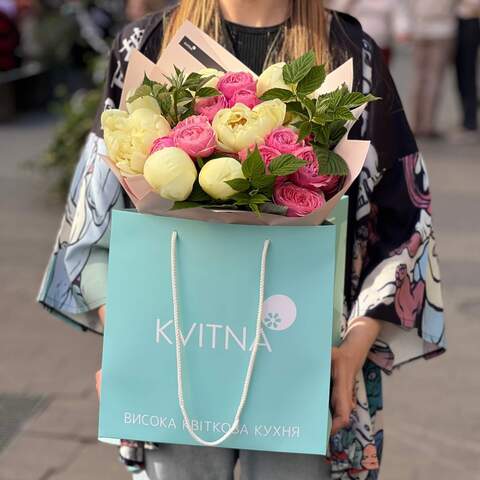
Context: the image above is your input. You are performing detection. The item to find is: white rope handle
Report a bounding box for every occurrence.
[170,231,270,447]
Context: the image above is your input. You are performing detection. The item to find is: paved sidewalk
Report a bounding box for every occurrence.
[0,49,479,480]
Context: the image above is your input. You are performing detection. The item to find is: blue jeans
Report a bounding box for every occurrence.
[133,445,330,480]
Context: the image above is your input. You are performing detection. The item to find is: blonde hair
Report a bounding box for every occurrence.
[161,0,330,68]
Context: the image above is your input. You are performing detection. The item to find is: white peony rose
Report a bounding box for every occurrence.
[256,62,291,97]
[126,95,161,114]
[101,108,171,175]
[197,68,223,89]
[143,147,197,201]
[212,100,286,153]
[199,157,245,200]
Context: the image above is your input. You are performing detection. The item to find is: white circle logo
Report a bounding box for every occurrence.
[262,295,297,331]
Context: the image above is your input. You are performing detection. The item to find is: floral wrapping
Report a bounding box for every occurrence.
[37,9,445,479]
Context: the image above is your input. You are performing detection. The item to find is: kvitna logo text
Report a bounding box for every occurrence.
[156,295,297,353]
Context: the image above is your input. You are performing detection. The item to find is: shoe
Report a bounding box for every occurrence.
[447,128,479,145]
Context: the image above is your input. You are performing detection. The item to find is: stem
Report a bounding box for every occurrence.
[172,89,179,124]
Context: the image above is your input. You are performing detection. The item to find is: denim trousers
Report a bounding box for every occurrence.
[132,444,330,480]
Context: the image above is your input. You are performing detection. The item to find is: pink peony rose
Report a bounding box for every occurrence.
[174,115,210,128]
[172,115,216,158]
[274,182,325,217]
[316,175,342,199]
[217,71,256,100]
[290,145,322,188]
[195,95,228,122]
[258,144,282,168]
[150,135,174,154]
[228,89,260,109]
[290,146,342,198]
[265,127,302,154]
[238,144,281,168]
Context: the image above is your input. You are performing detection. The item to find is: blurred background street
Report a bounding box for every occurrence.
[0,1,479,479]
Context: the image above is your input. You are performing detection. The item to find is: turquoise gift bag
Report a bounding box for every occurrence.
[99,201,347,455]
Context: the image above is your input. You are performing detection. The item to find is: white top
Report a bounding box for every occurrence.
[409,0,457,39]
[327,0,410,48]
[328,0,460,43]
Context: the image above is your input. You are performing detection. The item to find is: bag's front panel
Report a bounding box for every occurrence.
[100,212,336,455]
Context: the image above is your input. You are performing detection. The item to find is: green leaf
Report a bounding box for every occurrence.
[176,88,193,101]
[171,201,202,210]
[301,96,316,117]
[127,85,152,103]
[313,145,349,176]
[152,84,167,97]
[311,123,329,146]
[174,65,184,79]
[259,202,288,216]
[297,121,312,141]
[232,192,253,205]
[248,193,270,204]
[203,203,239,211]
[250,203,261,215]
[341,92,380,109]
[329,120,348,147]
[251,174,276,190]
[259,88,294,102]
[182,72,203,89]
[330,85,350,108]
[225,178,251,192]
[142,74,155,88]
[297,65,326,96]
[282,50,315,84]
[312,121,347,149]
[242,146,265,179]
[196,75,217,90]
[269,154,306,176]
[179,100,195,120]
[159,94,173,116]
[286,101,307,115]
[312,111,337,125]
[196,87,220,98]
[334,106,356,122]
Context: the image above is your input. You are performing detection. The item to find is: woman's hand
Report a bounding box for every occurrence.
[98,305,106,326]
[96,369,102,399]
[96,305,106,400]
[330,316,381,435]
[330,346,357,434]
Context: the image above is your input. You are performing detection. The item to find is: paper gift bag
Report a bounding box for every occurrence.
[99,207,346,455]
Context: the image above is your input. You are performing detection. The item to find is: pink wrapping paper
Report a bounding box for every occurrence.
[106,21,371,227]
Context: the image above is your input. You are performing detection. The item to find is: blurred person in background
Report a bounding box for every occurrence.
[0,0,19,70]
[410,0,456,139]
[451,0,480,143]
[326,0,410,66]
[0,0,16,17]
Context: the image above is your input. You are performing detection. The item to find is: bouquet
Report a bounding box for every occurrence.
[97,22,377,454]
[100,22,374,225]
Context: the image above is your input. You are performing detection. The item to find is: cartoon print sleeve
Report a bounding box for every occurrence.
[347,38,446,372]
[36,27,141,333]
[79,197,121,311]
